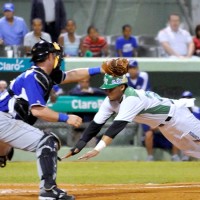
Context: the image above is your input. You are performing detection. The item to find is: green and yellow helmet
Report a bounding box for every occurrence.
[100,74,128,89]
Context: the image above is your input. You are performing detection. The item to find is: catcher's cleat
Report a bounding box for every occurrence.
[39,187,75,200]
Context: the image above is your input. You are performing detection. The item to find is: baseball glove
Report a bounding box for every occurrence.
[102,58,129,77]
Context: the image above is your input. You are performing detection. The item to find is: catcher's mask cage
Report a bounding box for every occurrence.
[31,38,64,69]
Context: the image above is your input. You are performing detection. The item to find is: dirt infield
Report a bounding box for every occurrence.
[0,183,200,200]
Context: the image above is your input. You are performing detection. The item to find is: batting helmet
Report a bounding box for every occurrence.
[100,74,128,90]
[31,38,64,69]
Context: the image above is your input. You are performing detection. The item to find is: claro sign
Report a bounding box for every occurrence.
[0,59,25,71]
[72,99,103,110]
[0,58,31,72]
[0,58,65,72]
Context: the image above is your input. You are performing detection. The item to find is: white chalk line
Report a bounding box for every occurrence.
[1,184,200,194]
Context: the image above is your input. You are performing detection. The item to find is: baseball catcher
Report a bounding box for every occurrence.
[0,39,106,200]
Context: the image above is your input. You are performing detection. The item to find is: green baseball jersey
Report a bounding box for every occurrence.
[93,87,175,128]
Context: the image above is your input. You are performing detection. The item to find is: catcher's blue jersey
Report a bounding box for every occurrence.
[0,67,47,113]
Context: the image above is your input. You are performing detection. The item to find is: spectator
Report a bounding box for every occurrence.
[24,18,51,54]
[178,90,200,161]
[69,77,106,97]
[181,91,200,120]
[58,19,81,57]
[31,0,66,42]
[157,13,194,58]
[115,24,138,57]
[68,77,106,122]
[82,26,108,57]
[0,80,7,94]
[143,127,181,161]
[126,60,150,91]
[193,25,200,57]
[0,3,28,46]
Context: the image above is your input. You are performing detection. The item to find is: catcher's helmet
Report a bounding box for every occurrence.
[31,38,64,69]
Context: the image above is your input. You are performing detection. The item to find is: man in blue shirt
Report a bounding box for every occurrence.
[126,60,150,91]
[0,39,104,200]
[181,91,200,120]
[115,24,138,57]
[0,3,28,45]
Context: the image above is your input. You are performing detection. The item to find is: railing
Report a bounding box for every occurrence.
[34,120,141,147]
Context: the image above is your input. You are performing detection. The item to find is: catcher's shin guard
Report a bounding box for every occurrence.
[36,131,61,190]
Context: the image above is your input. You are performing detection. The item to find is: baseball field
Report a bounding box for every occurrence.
[0,161,200,200]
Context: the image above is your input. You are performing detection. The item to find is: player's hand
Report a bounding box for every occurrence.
[61,148,79,160]
[62,140,87,160]
[78,149,99,160]
[67,114,82,128]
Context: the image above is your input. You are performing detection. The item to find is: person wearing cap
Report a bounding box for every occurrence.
[0,2,28,45]
[179,90,200,161]
[0,39,106,200]
[127,60,151,91]
[181,91,200,120]
[64,74,200,161]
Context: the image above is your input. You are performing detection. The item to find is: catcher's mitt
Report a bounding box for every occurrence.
[102,58,129,77]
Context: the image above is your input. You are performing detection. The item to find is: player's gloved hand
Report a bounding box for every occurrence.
[67,114,82,128]
[61,140,86,160]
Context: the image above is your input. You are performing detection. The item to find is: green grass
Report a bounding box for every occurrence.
[0,161,200,184]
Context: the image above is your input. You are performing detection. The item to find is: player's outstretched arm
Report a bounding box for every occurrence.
[61,67,104,84]
[78,135,113,160]
[62,120,104,159]
[78,120,128,160]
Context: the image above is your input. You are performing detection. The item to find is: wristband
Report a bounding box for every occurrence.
[88,67,101,76]
[58,113,69,122]
[94,140,106,152]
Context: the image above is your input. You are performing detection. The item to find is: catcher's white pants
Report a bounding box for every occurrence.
[0,111,44,155]
[159,103,200,158]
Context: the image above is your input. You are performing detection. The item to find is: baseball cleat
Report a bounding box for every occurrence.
[39,187,75,200]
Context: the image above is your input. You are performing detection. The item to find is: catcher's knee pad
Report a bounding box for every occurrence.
[36,131,61,190]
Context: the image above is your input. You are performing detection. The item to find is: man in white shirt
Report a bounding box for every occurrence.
[157,13,194,58]
[24,18,51,54]
[63,74,200,161]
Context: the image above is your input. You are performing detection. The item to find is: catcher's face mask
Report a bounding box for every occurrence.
[100,74,128,90]
[52,42,63,69]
